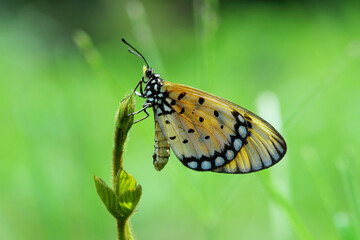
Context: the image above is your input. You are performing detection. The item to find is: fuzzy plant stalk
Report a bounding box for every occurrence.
[94,93,142,240]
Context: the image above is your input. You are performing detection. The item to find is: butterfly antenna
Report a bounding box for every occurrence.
[121,38,150,68]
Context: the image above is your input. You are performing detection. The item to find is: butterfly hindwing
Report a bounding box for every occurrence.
[154,81,287,173]
[214,112,286,173]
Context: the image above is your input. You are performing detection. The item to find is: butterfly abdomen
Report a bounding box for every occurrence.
[153,117,170,171]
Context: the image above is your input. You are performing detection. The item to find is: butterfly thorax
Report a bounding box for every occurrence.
[141,71,175,116]
[143,74,163,100]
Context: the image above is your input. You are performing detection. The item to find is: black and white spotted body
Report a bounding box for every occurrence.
[141,68,174,116]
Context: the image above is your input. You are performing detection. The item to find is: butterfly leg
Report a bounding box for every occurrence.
[133,79,141,92]
[139,79,144,96]
[133,78,145,97]
[134,108,150,124]
[128,102,152,124]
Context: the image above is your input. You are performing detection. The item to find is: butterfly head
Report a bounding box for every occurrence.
[142,67,163,98]
[143,65,154,82]
[122,38,164,100]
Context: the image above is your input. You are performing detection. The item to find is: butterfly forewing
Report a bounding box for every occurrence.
[155,81,286,173]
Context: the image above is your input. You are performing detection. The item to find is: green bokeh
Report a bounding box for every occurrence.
[1,1,360,239]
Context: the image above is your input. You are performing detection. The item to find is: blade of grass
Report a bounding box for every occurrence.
[260,172,313,240]
[335,147,360,239]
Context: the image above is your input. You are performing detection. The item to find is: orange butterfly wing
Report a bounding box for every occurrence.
[153,81,286,173]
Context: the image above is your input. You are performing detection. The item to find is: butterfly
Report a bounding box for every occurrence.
[122,39,287,174]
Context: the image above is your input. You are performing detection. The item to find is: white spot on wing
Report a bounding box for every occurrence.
[164,105,172,112]
[238,115,245,123]
[156,108,162,114]
[215,157,225,166]
[238,126,247,138]
[226,150,235,160]
[188,161,198,169]
[233,139,243,151]
[201,161,211,170]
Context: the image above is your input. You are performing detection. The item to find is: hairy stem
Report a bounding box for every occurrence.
[113,94,135,239]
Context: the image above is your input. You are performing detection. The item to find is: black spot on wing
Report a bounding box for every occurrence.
[232,111,240,117]
[169,136,176,140]
[214,110,219,117]
[244,114,252,121]
[188,129,195,133]
[179,108,185,114]
[199,117,204,122]
[177,92,186,101]
[182,139,188,144]
[198,97,205,104]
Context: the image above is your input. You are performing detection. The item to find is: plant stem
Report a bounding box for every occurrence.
[112,94,135,239]
[76,30,139,240]
[117,219,134,240]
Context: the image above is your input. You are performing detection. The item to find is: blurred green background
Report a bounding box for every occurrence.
[1,0,360,239]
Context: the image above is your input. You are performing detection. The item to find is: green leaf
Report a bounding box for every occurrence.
[115,169,142,218]
[119,185,142,217]
[116,168,137,197]
[94,176,122,219]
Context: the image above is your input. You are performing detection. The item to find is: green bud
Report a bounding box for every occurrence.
[113,93,136,180]
[115,93,135,133]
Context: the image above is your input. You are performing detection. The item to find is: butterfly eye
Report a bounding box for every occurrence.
[145,68,153,78]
